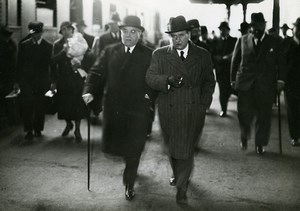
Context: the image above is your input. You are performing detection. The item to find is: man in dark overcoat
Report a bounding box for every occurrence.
[187,19,210,51]
[51,21,88,142]
[146,16,215,204]
[83,15,154,201]
[231,13,285,154]
[14,21,52,140]
[212,21,237,117]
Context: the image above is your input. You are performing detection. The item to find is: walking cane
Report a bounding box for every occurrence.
[87,106,91,191]
[277,91,282,155]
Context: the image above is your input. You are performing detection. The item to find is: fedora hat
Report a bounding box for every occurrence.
[119,15,144,32]
[187,19,200,29]
[239,22,249,31]
[59,21,74,34]
[165,16,191,34]
[28,21,44,34]
[218,21,230,30]
[109,12,121,23]
[250,12,266,25]
[293,17,300,28]
[76,20,87,27]
[200,26,208,35]
[280,23,290,30]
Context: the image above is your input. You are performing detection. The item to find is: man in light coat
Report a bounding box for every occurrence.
[146,15,215,204]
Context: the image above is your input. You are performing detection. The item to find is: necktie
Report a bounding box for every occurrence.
[180,51,185,61]
[255,39,262,53]
[126,47,131,54]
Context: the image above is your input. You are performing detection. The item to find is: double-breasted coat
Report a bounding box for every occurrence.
[83,42,154,157]
[146,42,216,159]
[51,38,87,121]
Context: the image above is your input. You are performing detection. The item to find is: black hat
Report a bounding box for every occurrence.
[28,21,44,34]
[293,17,300,28]
[218,21,230,30]
[76,20,87,27]
[0,25,13,37]
[119,15,144,32]
[109,12,121,23]
[200,26,208,35]
[239,22,249,31]
[250,12,266,25]
[165,16,191,34]
[187,19,200,29]
[280,23,290,30]
[59,21,74,34]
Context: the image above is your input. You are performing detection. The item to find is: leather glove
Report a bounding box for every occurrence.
[167,75,184,88]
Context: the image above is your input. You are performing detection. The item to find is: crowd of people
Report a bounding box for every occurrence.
[1,11,300,204]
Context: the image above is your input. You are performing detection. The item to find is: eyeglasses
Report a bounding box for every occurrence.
[121,28,140,36]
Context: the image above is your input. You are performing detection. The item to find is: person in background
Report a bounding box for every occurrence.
[239,22,250,36]
[76,20,95,50]
[0,25,17,129]
[187,19,209,51]
[51,21,88,142]
[284,17,300,147]
[212,21,237,117]
[14,21,52,140]
[200,25,214,53]
[146,15,215,204]
[83,15,155,201]
[90,12,122,124]
[231,12,285,154]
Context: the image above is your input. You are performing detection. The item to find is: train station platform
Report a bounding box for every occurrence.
[0,88,299,211]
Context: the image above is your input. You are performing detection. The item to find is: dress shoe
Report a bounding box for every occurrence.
[176,188,187,204]
[62,122,73,136]
[125,185,135,200]
[34,131,42,137]
[74,130,82,143]
[256,145,265,155]
[169,176,176,186]
[24,131,34,140]
[240,139,247,151]
[290,139,299,147]
[219,111,227,117]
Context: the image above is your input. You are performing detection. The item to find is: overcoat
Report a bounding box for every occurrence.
[52,38,87,120]
[83,42,154,157]
[146,42,215,159]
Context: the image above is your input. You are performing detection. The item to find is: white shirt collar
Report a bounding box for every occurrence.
[32,38,42,45]
[176,44,189,58]
[124,45,136,53]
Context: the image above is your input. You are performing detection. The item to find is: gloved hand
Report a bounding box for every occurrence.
[167,75,184,88]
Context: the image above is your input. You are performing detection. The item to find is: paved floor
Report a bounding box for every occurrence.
[1,89,300,211]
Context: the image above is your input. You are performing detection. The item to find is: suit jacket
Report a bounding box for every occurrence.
[83,33,95,49]
[16,38,52,95]
[212,36,237,82]
[92,31,121,57]
[231,33,284,92]
[84,42,154,157]
[146,42,216,159]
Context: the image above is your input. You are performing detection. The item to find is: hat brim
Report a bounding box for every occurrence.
[29,29,44,34]
[119,25,145,32]
[218,26,230,30]
[165,27,191,34]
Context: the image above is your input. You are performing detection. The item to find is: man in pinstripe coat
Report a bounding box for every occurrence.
[146,16,215,204]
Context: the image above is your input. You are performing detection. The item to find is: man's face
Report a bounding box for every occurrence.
[190,27,200,41]
[31,32,43,41]
[77,25,85,34]
[219,28,229,38]
[251,22,266,39]
[121,26,142,47]
[109,22,119,33]
[170,30,189,50]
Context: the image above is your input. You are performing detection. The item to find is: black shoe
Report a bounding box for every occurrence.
[125,185,135,201]
[169,176,176,186]
[34,131,42,137]
[74,130,82,143]
[291,139,299,147]
[240,139,247,151]
[176,188,187,204]
[256,145,265,155]
[62,122,73,136]
[24,131,34,140]
[219,111,227,117]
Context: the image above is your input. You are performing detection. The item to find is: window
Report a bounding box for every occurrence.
[36,0,57,27]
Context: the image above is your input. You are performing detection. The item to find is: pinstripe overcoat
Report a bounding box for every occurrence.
[146,42,215,159]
